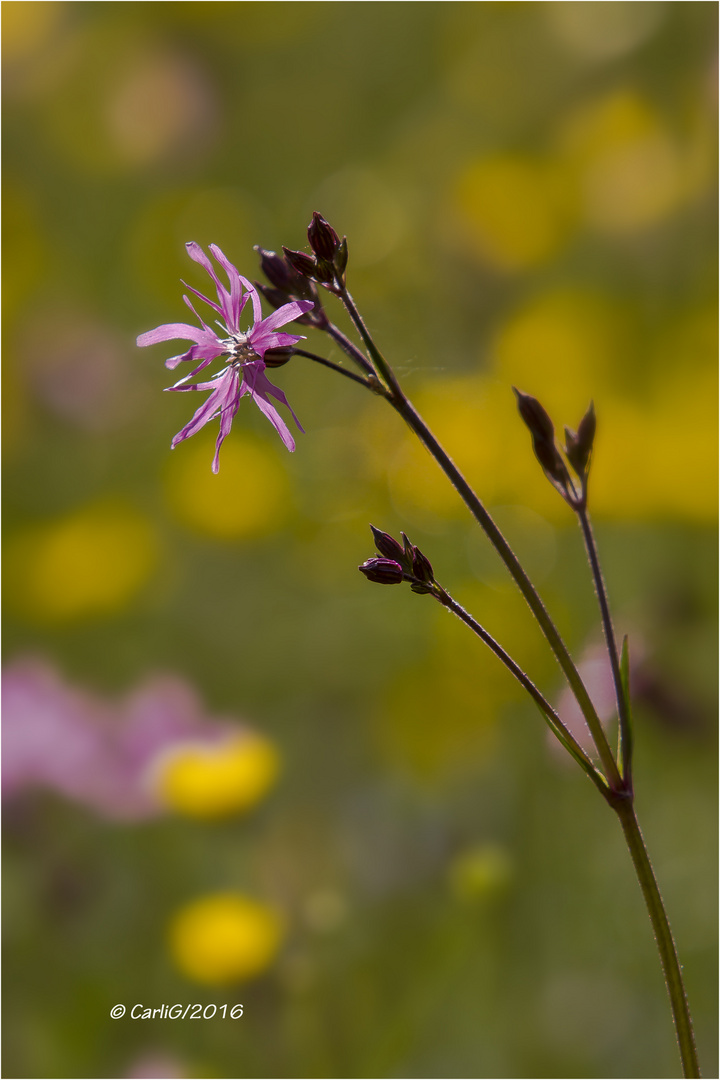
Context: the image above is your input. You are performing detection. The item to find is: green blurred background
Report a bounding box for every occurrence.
[3,2,717,1077]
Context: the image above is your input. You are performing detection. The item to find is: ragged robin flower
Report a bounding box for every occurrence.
[137,243,314,472]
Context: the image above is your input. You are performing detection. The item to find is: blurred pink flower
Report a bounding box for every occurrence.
[553,644,619,760]
[2,657,240,820]
[137,242,313,471]
[552,639,646,760]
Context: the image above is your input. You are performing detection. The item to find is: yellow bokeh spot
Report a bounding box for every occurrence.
[4,502,158,622]
[453,155,576,270]
[154,733,280,819]
[590,367,718,522]
[492,287,622,415]
[561,92,689,234]
[388,375,569,525]
[2,1,64,60]
[448,844,513,903]
[169,893,284,985]
[164,432,292,539]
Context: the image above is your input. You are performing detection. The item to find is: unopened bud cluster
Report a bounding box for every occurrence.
[359,526,437,595]
[513,388,595,509]
[282,212,349,291]
[254,246,328,330]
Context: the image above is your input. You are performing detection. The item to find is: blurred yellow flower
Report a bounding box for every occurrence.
[492,287,623,415]
[560,91,702,234]
[452,154,576,270]
[153,732,280,819]
[448,844,514,903]
[164,432,292,540]
[2,0,64,60]
[4,502,158,622]
[169,893,284,985]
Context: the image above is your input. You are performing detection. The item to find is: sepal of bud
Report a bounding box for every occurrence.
[409,581,435,595]
[565,401,595,476]
[513,387,574,497]
[411,546,434,584]
[282,247,317,279]
[254,247,295,292]
[254,283,290,311]
[370,525,407,565]
[359,557,405,585]
[335,237,348,282]
[314,257,337,284]
[308,212,340,262]
[513,388,555,443]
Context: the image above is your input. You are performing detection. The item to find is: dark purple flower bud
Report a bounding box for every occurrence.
[532,437,572,488]
[264,347,295,368]
[308,212,340,261]
[256,282,327,328]
[370,525,407,565]
[282,247,317,279]
[255,283,291,311]
[411,546,434,584]
[255,247,296,292]
[359,557,405,585]
[513,387,555,443]
[513,387,572,492]
[565,401,596,476]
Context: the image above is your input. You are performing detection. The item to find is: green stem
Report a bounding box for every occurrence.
[615,800,700,1077]
[327,294,621,790]
[394,393,622,790]
[577,505,634,789]
[292,348,376,390]
[433,584,610,799]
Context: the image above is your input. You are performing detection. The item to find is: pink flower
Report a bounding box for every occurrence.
[2,657,247,820]
[137,242,313,472]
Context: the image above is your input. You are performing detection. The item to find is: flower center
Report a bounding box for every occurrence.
[219,332,260,367]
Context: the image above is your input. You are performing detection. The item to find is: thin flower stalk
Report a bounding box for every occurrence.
[576,503,634,788]
[434,587,610,798]
[326,289,621,791]
[616,799,700,1077]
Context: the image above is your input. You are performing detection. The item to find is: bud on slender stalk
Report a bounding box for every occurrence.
[411,546,434,583]
[308,212,341,261]
[565,401,596,477]
[254,247,296,292]
[263,347,294,368]
[370,525,407,564]
[513,387,555,443]
[359,557,405,584]
[513,387,573,495]
[282,247,317,279]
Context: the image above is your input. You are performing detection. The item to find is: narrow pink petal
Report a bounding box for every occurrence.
[249,390,297,451]
[170,371,239,446]
[185,242,233,327]
[208,244,250,331]
[137,323,218,348]
[166,375,224,392]
[241,363,302,450]
[164,343,223,371]
[257,300,314,333]
[249,328,304,357]
[211,392,242,473]
[254,370,304,432]
[182,284,222,318]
